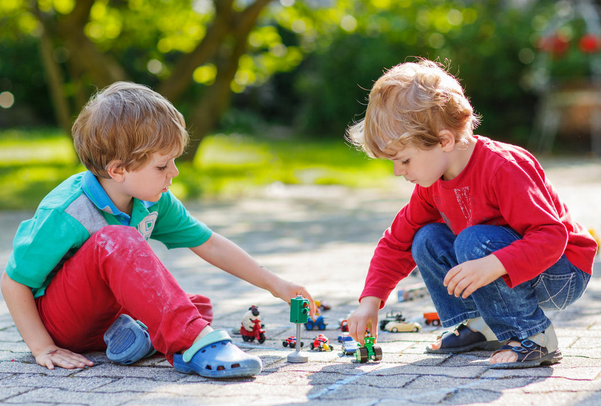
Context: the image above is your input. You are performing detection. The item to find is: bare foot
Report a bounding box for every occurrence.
[429,337,443,350]
[488,340,519,364]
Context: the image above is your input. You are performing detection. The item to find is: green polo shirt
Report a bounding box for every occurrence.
[5,171,212,298]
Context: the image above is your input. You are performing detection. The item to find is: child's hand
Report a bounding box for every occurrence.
[444,254,507,299]
[271,279,316,317]
[35,346,94,370]
[347,296,381,346]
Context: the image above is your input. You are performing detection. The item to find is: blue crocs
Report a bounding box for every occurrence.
[173,330,262,378]
[104,314,156,365]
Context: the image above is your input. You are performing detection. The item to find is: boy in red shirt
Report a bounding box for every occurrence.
[346,59,597,368]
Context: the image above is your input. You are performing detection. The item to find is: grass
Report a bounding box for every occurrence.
[0,128,395,210]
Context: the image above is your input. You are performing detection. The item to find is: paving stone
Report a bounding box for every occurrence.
[0,386,36,402]
[0,374,114,391]
[0,165,599,405]
[481,365,601,380]
[6,387,141,406]
[518,376,601,393]
[73,363,185,381]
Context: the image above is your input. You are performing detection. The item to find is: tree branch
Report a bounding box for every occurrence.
[54,0,127,88]
[158,0,235,101]
[182,0,274,160]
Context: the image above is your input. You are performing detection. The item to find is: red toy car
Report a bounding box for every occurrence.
[282,336,304,348]
[310,334,333,351]
[423,312,441,327]
[340,319,349,332]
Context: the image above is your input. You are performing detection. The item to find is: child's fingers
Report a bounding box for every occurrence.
[450,277,470,297]
[39,349,92,370]
[444,264,461,287]
[347,318,364,345]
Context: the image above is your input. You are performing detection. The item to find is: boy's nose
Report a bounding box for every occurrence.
[169,162,179,178]
[393,162,406,177]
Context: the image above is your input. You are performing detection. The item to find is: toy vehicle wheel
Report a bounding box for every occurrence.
[425,320,431,325]
[300,342,304,347]
[310,342,315,350]
[242,336,252,342]
[413,327,420,332]
[356,347,368,363]
[306,323,314,330]
[391,327,398,333]
[379,320,388,330]
[432,320,441,326]
[373,345,383,361]
[289,341,296,349]
[282,341,288,347]
[318,323,326,330]
[258,333,266,344]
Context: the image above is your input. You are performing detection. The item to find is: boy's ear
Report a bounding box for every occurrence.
[439,130,455,151]
[106,160,127,182]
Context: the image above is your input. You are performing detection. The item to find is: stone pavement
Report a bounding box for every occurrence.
[0,158,600,406]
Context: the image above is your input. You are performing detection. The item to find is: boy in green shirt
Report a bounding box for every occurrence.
[1,82,314,378]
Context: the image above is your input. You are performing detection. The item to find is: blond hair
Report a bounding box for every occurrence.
[347,59,479,158]
[72,82,189,178]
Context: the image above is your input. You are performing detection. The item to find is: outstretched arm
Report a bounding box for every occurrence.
[190,232,316,315]
[0,272,93,370]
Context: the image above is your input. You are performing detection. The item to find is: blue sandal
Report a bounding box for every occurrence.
[173,330,262,378]
[426,323,503,354]
[104,314,156,365]
[489,338,562,369]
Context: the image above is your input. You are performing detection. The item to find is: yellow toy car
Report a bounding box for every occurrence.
[379,311,421,333]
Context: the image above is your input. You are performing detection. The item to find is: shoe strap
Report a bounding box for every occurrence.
[183,330,232,363]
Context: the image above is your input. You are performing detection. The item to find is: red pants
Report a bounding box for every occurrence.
[35,226,212,364]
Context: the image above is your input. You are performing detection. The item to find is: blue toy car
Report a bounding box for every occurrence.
[338,334,358,355]
[305,315,327,330]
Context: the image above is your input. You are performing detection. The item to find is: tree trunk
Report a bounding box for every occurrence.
[180,0,273,161]
[38,26,72,137]
[52,0,126,92]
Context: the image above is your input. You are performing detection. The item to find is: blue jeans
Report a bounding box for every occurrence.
[412,223,591,341]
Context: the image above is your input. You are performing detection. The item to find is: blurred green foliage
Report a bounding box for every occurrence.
[0,128,394,210]
[3,0,600,153]
[288,0,547,146]
[0,1,575,145]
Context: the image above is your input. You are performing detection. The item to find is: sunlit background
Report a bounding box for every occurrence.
[1,0,601,209]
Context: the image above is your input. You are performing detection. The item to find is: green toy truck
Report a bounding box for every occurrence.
[355,336,383,363]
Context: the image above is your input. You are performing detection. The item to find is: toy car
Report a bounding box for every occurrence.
[240,305,266,343]
[282,336,304,348]
[379,311,406,330]
[305,315,327,330]
[339,319,349,332]
[423,312,441,326]
[310,334,333,351]
[379,311,421,332]
[338,334,358,355]
[397,283,429,302]
[315,299,331,312]
[355,336,382,363]
[382,320,421,333]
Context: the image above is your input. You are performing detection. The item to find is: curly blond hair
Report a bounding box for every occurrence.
[347,59,480,158]
[72,82,189,178]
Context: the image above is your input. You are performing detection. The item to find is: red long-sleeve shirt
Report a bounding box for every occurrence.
[361,136,597,306]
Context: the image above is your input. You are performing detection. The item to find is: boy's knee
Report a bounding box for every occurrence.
[454,225,517,262]
[412,223,449,256]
